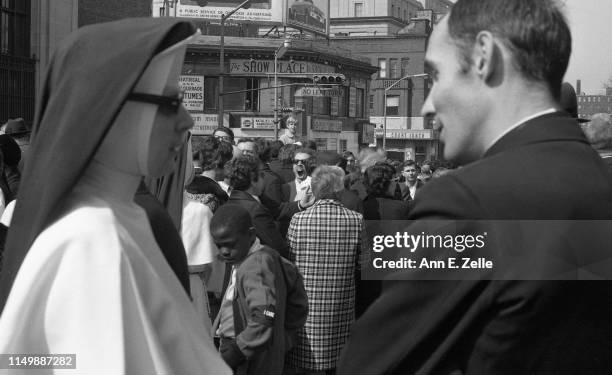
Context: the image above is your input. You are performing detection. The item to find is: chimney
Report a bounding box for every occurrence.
[576,79,581,95]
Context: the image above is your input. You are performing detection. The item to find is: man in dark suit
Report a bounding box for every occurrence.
[225,155,289,259]
[399,159,424,203]
[338,1,612,374]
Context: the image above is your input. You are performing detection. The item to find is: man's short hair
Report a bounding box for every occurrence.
[402,160,420,171]
[236,137,259,155]
[447,0,571,98]
[195,136,233,171]
[225,155,260,191]
[211,204,252,234]
[364,164,395,198]
[311,165,345,200]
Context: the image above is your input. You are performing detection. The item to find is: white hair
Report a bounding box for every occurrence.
[311,165,345,199]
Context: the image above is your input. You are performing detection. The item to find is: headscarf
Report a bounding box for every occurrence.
[0,18,198,311]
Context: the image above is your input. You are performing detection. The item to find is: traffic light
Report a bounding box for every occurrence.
[312,74,346,85]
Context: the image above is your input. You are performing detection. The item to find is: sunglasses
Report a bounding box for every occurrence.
[214,135,233,143]
[126,90,184,113]
[293,159,309,165]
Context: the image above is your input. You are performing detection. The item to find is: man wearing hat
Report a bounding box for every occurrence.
[1,117,31,153]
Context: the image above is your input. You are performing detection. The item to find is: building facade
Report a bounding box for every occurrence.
[183,35,377,154]
[578,93,612,120]
[328,1,449,163]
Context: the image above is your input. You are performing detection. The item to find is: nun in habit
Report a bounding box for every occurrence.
[0,18,230,375]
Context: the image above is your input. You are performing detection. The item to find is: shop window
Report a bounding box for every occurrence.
[223,77,259,111]
[313,96,331,115]
[386,95,399,116]
[415,144,427,163]
[339,139,348,152]
[204,78,219,110]
[246,78,259,111]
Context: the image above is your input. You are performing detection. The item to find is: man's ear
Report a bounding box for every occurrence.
[472,30,498,82]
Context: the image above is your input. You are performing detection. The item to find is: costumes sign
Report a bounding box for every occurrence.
[179,75,204,111]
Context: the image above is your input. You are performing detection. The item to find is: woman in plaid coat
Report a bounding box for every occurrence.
[286,165,362,373]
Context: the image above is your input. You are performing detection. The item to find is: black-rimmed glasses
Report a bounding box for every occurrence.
[126,90,184,113]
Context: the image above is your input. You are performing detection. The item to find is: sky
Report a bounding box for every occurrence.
[560,0,612,94]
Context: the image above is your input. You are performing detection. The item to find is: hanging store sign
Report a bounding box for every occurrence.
[374,129,434,140]
[179,75,204,111]
[229,59,335,75]
[285,0,329,36]
[241,117,275,129]
[191,113,218,135]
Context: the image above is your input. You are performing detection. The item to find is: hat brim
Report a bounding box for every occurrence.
[4,130,31,137]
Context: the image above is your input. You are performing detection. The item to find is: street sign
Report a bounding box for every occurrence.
[295,86,343,97]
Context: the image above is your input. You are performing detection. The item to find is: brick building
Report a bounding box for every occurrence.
[327,0,451,162]
[578,92,612,120]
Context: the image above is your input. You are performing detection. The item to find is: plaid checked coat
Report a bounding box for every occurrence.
[286,199,362,371]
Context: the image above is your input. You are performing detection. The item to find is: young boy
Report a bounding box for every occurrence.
[211,205,307,375]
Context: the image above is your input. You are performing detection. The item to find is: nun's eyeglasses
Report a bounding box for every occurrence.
[126,90,184,113]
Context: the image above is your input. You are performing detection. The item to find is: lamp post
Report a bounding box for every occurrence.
[273,39,291,141]
[382,73,428,150]
[218,0,251,126]
[162,0,178,17]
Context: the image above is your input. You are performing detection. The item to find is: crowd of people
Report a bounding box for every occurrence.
[1,0,612,374]
[184,127,451,374]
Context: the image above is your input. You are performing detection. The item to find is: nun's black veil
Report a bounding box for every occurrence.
[0,18,197,312]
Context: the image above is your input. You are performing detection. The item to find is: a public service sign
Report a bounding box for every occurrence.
[173,0,283,23]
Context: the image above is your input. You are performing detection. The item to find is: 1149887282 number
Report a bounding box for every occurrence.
[0,354,76,369]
